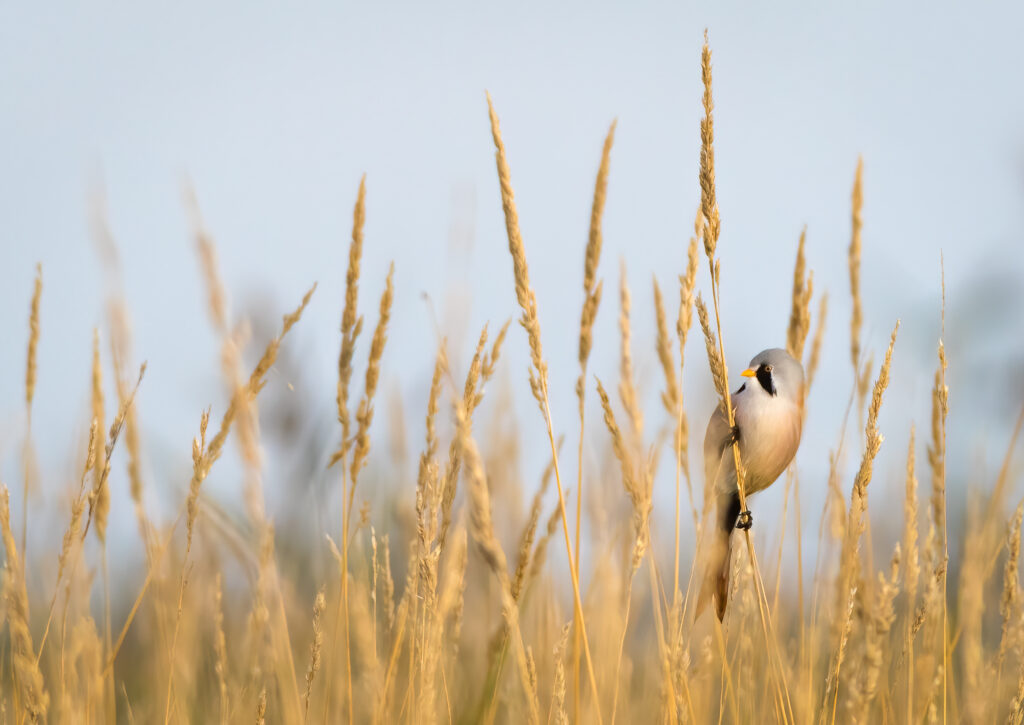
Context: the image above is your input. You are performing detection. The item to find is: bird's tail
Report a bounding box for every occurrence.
[696,492,741,621]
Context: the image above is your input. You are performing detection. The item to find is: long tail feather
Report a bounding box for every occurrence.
[696,492,740,621]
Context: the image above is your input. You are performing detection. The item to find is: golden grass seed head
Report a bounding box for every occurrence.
[25,263,42,409]
[584,120,615,296]
[849,157,864,373]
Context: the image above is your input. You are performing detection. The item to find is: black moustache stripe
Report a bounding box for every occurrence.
[756,365,776,396]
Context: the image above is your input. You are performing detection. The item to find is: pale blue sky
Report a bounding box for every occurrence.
[1,3,1022,565]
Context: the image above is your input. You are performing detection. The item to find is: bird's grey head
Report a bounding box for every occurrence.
[739,348,804,401]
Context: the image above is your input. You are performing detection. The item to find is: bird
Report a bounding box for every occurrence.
[696,348,805,621]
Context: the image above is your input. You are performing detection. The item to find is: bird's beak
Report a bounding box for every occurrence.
[740,368,756,378]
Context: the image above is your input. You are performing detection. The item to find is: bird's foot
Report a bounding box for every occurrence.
[728,425,741,446]
[736,510,753,530]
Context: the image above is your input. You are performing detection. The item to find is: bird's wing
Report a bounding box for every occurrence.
[696,396,742,622]
[703,399,736,495]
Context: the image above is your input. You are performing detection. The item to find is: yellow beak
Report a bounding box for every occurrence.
[740,368,757,378]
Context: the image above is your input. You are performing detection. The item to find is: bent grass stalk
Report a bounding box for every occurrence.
[575,119,614,720]
[697,31,793,722]
[486,91,602,723]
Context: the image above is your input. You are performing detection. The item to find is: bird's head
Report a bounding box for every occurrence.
[739,348,804,402]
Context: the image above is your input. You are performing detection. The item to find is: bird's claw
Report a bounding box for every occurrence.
[736,510,753,530]
[728,425,741,446]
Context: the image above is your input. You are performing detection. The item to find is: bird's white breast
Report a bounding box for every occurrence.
[734,389,802,494]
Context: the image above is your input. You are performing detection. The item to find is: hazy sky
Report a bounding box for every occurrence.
[2,3,1022,558]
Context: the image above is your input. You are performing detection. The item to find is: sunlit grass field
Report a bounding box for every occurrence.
[2,36,1022,724]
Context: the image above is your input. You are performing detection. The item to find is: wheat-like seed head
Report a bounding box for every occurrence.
[617,262,643,440]
[654,277,679,416]
[677,234,700,344]
[89,329,109,543]
[551,622,571,725]
[486,93,548,407]
[836,322,899,652]
[511,439,559,601]
[455,398,541,723]
[696,294,727,403]
[350,263,395,486]
[437,324,496,552]
[584,120,616,297]
[595,378,651,569]
[786,226,814,362]
[1,485,49,721]
[699,32,721,258]
[304,587,326,718]
[849,157,864,375]
[25,263,42,409]
[213,573,229,722]
[805,292,828,395]
[847,544,900,720]
[903,427,920,606]
[928,338,949,546]
[337,176,367,461]
[998,503,1024,668]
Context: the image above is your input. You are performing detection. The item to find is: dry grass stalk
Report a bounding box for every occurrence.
[34,420,97,666]
[654,278,679,417]
[695,295,727,404]
[595,378,654,722]
[959,496,989,722]
[821,584,857,724]
[927,264,950,721]
[699,34,720,257]
[831,321,899,719]
[21,262,42,559]
[485,94,546,409]
[256,687,267,725]
[805,293,828,395]
[25,263,42,409]
[847,546,901,721]
[574,122,614,715]
[551,623,571,725]
[694,44,790,717]
[928,352,949,549]
[1,485,49,721]
[676,232,701,464]
[903,428,920,716]
[786,226,814,361]
[170,213,314,720]
[326,181,369,723]
[90,329,110,543]
[671,231,701,601]
[91,196,152,550]
[348,262,395,498]
[511,439,558,601]
[304,587,326,720]
[595,380,651,566]
[415,343,446,551]
[336,175,367,467]
[486,91,601,719]
[849,157,864,374]
[577,119,615,376]
[617,262,643,440]
[524,455,563,593]
[214,574,230,725]
[455,399,540,724]
[837,324,899,596]
[439,321,508,552]
[999,504,1024,670]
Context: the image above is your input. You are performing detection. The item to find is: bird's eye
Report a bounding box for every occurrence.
[764,364,773,373]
